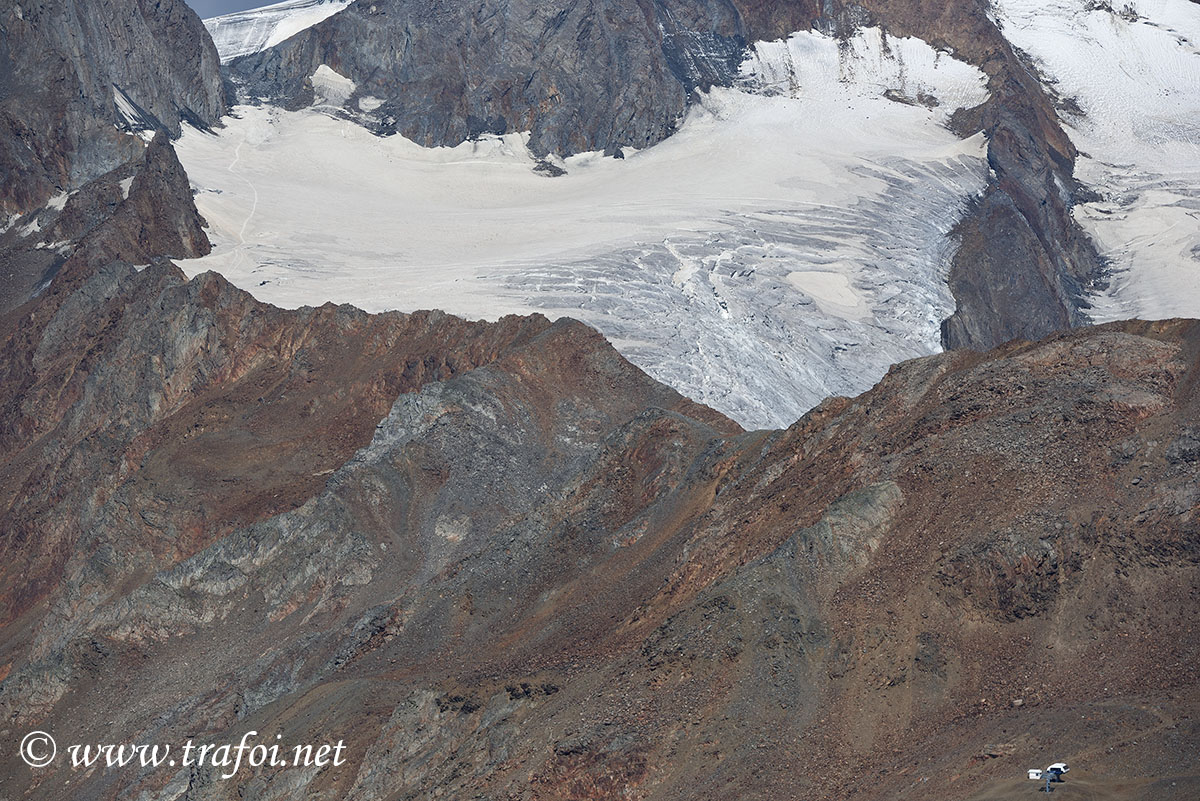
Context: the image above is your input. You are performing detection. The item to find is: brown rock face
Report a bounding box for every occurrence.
[0,255,1195,800]
[731,0,823,40]
[0,132,213,314]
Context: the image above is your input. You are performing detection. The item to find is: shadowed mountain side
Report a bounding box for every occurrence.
[0,0,226,218]
[0,0,230,313]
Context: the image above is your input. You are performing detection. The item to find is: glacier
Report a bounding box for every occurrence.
[991,0,1200,323]
[176,29,990,429]
[203,0,352,63]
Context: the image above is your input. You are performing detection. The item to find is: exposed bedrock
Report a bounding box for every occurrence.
[228,0,760,156]
[844,0,1106,350]
[0,132,212,315]
[0,0,228,313]
[754,0,1106,350]
[0,0,227,218]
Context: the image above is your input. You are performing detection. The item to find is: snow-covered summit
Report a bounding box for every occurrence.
[203,0,351,63]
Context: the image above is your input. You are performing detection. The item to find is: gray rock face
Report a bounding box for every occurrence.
[938,50,1104,351]
[0,0,227,217]
[228,0,750,156]
[0,130,213,315]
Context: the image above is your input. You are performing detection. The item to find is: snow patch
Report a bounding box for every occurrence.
[742,28,989,111]
[113,85,142,127]
[18,217,41,239]
[310,65,356,108]
[119,177,135,200]
[786,270,868,319]
[177,28,990,429]
[113,85,156,141]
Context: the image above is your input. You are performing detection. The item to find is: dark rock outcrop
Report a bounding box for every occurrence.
[0,0,226,218]
[0,0,228,314]
[0,132,211,314]
[47,131,212,269]
[841,0,1105,350]
[0,253,1195,800]
[227,0,753,156]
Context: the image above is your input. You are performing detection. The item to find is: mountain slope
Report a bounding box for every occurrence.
[196,0,1195,428]
[0,0,226,217]
[0,254,1196,800]
[989,0,1200,324]
[0,3,1197,799]
[817,0,1107,351]
[227,0,751,156]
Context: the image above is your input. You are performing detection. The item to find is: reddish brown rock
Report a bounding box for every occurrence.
[0,256,1194,800]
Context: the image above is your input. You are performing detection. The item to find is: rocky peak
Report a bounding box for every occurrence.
[0,0,227,218]
[227,0,758,156]
[0,131,212,315]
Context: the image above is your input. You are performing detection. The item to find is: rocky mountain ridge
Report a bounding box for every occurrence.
[0,0,226,217]
[0,131,214,316]
[853,0,1106,350]
[0,255,1195,800]
[227,0,750,156]
[0,0,227,314]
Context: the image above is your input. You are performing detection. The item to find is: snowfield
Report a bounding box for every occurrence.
[177,28,990,429]
[203,0,352,62]
[992,0,1200,323]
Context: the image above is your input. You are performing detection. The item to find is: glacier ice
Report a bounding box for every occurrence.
[203,0,352,63]
[991,0,1200,323]
[177,28,990,429]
